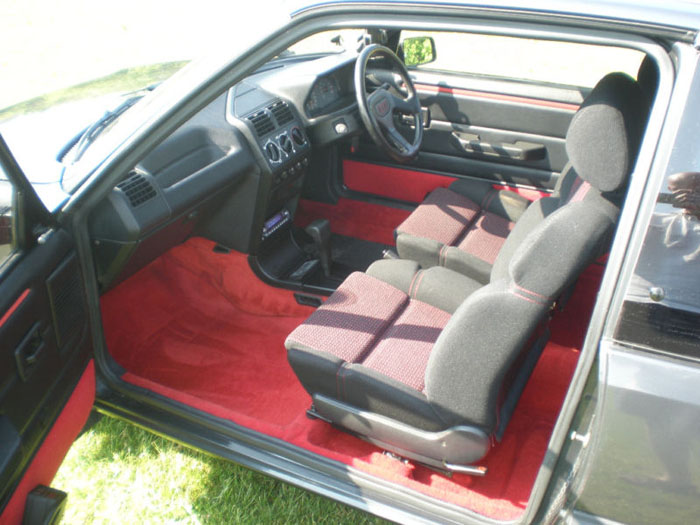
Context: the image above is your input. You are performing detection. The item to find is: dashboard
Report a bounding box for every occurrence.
[89,51,365,290]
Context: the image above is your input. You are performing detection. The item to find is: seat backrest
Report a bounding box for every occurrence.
[423,73,646,436]
[491,72,645,283]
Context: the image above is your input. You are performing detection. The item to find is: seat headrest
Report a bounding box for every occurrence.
[565,73,645,193]
[637,55,659,102]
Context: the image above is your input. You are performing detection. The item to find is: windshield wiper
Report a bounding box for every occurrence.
[58,85,156,164]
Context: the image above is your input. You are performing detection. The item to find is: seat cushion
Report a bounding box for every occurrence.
[454,211,515,265]
[362,299,451,391]
[284,271,408,362]
[395,182,527,278]
[286,271,454,431]
[396,187,480,246]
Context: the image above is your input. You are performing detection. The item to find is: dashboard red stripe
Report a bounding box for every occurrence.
[415,83,580,112]
[0,288,30,328]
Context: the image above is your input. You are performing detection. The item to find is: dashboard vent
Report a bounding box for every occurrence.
[117,172,157,207]
[269,101,294,125]
[247,110,275,136]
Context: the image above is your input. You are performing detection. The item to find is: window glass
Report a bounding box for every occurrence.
[0,177,16,265]
[0,0,286,206]
[284,30,367,57]
[614,171,700,360]
[613,61,700,361]
[400,31,644,88]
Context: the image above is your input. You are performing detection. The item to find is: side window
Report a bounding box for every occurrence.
[0,177,17,267]
[283,29,367,57]
[399,31,643,88]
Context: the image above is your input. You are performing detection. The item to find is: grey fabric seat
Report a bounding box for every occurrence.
[394,181,530,283]
[285,73,645,470]
[393,70,641,283]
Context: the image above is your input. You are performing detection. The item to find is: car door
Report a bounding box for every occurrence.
[343,31,643,205]
[0,135,95,525]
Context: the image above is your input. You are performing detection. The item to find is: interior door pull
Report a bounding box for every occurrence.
[451,132,546,161]
[14,323,44,381]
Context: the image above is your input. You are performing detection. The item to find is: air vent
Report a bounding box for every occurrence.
[279,133,293,154]
[291,127,306,147]
[265,142,281,162]
[247,110,275,136]
[269,101,294,125]
[117,172,157,207]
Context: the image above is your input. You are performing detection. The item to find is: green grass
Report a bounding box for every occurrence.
[54,415,387,524]
[0,61,189,122]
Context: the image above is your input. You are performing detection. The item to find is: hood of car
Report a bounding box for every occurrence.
[0,94,125,210]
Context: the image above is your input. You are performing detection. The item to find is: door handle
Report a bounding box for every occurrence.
[451,132,546,161]
[14,323,44,381]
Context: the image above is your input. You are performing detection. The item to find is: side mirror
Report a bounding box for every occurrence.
[399,36,436,67]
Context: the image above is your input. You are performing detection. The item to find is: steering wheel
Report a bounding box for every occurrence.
[354,44,423,163]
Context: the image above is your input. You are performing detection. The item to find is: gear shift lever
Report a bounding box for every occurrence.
[305,219,332,277]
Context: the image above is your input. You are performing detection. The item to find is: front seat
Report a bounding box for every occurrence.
[393,69,645,284]
[285,73,644,471]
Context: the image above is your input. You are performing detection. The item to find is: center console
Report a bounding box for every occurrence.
[228,82,312,248]
[225,83,358,296]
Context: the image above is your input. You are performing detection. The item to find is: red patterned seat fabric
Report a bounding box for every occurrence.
[395,188,481,245]
[455,211,515,265]
[285,272,408,363]
[285,272,451,393]
[396,187,516,266]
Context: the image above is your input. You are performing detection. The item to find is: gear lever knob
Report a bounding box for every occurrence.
[305,219,332,277]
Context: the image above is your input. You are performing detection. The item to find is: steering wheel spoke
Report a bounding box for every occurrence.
[355,44,423,163]
[383,123,412,154]
[391,93,417,115]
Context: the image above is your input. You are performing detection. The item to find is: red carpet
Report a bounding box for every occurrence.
[343,159,456,203]
[295,198,411,246]
[102,237,598,520]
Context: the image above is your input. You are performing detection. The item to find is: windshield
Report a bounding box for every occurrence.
[0,0,288,210]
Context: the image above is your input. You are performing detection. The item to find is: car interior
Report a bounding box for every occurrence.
[90,26,658,520]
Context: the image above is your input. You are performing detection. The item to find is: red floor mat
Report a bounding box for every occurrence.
[295,198,411,246]
[102,238,315,432]
[102,237,598,520]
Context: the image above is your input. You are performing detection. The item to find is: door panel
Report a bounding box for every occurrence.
[0,136,94,523]
[0,361,94,525]
[343,158,456,203]
[346,70,582,202]
[415,75,576,187]
[0,230,95,521]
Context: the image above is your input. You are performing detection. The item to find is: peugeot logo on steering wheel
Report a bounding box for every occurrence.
[374,97,390,117]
